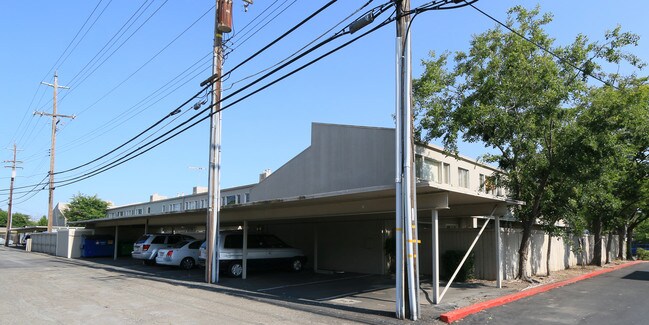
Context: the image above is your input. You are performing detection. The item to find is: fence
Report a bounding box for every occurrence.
[419,227,620,280]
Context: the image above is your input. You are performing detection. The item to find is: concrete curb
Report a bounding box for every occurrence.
[439,260,646,323]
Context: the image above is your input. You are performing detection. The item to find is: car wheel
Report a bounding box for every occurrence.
[144,259,156,266]
[180,257,195,270]
[227,261,243,277]
[290,258,303,272]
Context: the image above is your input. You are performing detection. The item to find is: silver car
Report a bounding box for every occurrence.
[132,233,195,265]
[156,240,204,270]
[199,231,307,277]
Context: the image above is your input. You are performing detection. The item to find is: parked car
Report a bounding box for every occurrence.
[156,239,204,270]
[198,231,307,277]
[132,233,195,265]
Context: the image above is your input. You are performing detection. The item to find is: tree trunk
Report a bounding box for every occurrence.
[626,226,635,260]
[517,219,534,280]
[546,234,552,276]
[591,217,602,266]
[618,226,626,260]
[605,232,612,264]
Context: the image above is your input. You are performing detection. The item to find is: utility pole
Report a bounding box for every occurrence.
[395,0,419,320]
[205,0,233,284]
[35,72,74,232]
[3,144,22,246]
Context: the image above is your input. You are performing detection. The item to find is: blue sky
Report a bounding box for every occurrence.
[0,1,647,219]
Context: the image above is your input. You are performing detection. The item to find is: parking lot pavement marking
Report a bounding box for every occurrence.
[329,298,362,305]
[257,274,374,292]
[318,285,394,302]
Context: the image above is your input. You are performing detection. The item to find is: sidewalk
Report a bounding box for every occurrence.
[436,260,645,323]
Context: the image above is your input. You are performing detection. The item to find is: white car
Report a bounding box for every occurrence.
[199,232,306,277]
[155,239,204,270]
[132,233,195,265]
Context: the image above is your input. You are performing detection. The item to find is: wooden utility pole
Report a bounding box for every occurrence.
[3,143,22,246]
[35,72,74,232]
[205,0,233,284]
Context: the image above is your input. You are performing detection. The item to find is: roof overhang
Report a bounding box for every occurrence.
[71,184,523,228]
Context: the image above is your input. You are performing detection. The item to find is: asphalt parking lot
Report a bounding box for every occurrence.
[0,246,513,323]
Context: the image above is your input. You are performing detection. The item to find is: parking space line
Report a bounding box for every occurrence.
[257,274,374,292]
[317,285,394,302]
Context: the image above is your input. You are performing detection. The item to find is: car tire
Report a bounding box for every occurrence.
[144,259,156,266]
[290,258,303,272]
[180,257,195,270]
[227,261,243,277]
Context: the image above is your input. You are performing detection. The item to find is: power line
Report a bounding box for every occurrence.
[2,1,396,194]
[72,3,215,118]
[52,5,398,189]
[466,2,618,89]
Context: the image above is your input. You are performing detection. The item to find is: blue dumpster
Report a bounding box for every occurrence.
[81,235,115,257]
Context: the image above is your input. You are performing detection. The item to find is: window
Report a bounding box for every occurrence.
[201,200,205,208]
[151,236,166,244]
[415,155,441,183]
[244,193,250,203]
[137,208,143,215]
[185,202,189,210]
[479,174,486,192]
[225,195,236,205]
[224,234,243,249]
[458,168,470,188]
[162,205,167,212]
[147,207,151,214]
[443,163,451,184]
[237,194,241,204]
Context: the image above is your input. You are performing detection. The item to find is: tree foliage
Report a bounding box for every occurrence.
[413,5,644,277]
[65,193,110,222]
[0,209,36,228]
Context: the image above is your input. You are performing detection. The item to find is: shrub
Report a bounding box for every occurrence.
[442,250,475,282]
[637,248,649,261]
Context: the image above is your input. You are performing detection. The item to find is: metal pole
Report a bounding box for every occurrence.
[396,0,417,320]
[495,214,502,288]
[431,209,440,304]
[207,0,232,284]
[394,27,405,322]
[242,220,248,279]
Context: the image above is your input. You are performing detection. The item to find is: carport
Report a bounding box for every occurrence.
[76,181,519,305]
[72,123,523,312]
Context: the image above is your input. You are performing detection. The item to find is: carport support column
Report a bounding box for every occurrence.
[243,220,248,279]
[495,214,502,288]
[431,209,439,304]
[114,225,120,261]
[144,218,149,234]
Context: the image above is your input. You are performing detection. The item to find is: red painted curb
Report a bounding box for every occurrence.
[439,261,645,323]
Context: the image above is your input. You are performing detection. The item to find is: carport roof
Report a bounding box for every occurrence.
[71,183,522,228]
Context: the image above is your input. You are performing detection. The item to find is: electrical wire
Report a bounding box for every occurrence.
[52,5,398,189]
[72,3,215,118]
[2,1,397,194]
[465,1,618,89]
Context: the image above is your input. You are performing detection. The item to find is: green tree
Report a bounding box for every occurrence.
[37,216,48,226]
[413,6,641,279]
[0,209,36,227]
[65,193,110,222]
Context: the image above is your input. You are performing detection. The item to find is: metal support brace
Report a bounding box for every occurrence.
[438,205,498,303]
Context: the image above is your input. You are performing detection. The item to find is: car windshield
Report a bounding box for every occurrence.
[172,240,190,248]
[135,235,151,244]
